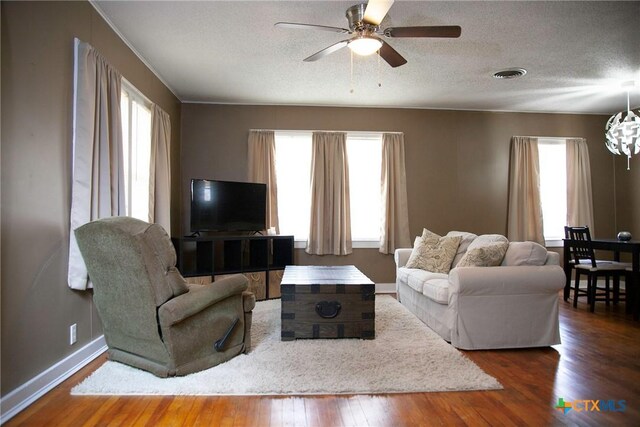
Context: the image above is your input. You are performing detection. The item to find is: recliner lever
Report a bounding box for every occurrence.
[214,317,239,352]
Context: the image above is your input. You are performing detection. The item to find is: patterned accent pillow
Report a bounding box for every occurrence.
[456,241,509,267]
[406,229,462,274]
[446,231,478,266]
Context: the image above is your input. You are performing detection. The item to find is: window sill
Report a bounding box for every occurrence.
[294,240,380,249]
[545,239,563,248]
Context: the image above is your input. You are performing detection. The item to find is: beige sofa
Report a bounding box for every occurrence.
[394,231,565,350]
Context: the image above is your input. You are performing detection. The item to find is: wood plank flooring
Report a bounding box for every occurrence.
[6,296,640,426]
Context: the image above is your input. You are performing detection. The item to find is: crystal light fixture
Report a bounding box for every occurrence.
[605,81,640,170]
[348,35,383,56]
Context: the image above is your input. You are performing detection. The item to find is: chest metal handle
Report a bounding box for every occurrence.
[315,301,341,318]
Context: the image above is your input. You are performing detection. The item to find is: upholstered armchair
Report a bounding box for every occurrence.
[75,217,255,377]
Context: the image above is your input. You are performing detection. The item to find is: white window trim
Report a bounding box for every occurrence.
[294,239,379,249]
[121,79,153,221]
[121,78,152,106]
[545,239,564,248]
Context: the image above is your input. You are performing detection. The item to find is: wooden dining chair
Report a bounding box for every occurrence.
[564,226,629,312]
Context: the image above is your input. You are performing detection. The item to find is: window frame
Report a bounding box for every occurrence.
[121,79,153,222]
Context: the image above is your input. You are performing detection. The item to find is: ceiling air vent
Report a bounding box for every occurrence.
[493,68,527,79]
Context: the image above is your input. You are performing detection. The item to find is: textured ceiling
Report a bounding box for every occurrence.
[93,1,640,114]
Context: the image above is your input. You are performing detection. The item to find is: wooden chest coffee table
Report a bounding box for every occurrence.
[280,265,375,341]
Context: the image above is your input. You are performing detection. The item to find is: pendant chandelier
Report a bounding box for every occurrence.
[605,82,640,170]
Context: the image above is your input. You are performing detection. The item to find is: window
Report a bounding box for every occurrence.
[121,81,152,221]
[274,132,312,240]
[538,138,567,245]
[346,133,382,241]
[274,131,382,247]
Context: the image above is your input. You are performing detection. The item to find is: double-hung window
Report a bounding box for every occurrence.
[121,81,152,222]
[274,131,383,247]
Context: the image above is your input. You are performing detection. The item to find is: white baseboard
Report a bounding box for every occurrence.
[376,282,396,293]
[0,335,106,424]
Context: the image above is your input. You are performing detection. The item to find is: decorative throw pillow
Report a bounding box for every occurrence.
[406,229,462,274]
[501,241,548,266]
[446,231,478,267]
[456,241,509,267]
[466,234,508,251]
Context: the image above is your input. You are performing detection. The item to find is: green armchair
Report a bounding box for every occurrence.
[75,217,255,377]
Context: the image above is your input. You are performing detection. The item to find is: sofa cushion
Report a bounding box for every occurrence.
[406,229,461,274]
[398,267,448,294]
[422,278,451,304]
[456,241,509,267]
[502,241,548,266]
[446,231,478,266]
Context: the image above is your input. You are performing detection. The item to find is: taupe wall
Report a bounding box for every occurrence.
[614,155,640,239]
[1,1,181,395]
[181,104,619,283]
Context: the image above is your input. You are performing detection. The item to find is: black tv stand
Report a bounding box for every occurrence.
[172,234,294,300]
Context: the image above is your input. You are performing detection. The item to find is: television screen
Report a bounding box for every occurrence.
[190,179,267,232]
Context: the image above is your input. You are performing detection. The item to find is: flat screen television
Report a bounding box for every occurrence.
[190,179,267,233]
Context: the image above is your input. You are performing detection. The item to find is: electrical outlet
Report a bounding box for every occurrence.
[69,324,77,345]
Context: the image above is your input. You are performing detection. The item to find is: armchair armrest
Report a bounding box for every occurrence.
[448,265,565,297]
[158,274,248,327]
[394,248,413,269]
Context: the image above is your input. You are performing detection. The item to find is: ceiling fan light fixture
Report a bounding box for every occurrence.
[348,36,383,56]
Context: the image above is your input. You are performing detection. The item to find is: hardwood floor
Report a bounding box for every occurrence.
[6,297,640,426]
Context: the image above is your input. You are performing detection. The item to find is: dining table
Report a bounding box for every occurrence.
[563,237,640,319]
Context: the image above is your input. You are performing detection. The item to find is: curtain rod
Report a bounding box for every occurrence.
[513,135,584,139]
[250,129,404,135]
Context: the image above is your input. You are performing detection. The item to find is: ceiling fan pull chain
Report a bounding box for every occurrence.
[377,49,382,88]
[350,49,355,94]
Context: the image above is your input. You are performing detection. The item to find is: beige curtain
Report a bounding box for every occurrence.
[566,138,595,234]
[379,133,411,254]
[149,105,171,234]
[247,130,279,233]
[507,136,545,244]
[307,132,352,255]
[68,39,125,290]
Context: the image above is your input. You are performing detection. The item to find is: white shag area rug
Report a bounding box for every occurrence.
[71,295,502,396]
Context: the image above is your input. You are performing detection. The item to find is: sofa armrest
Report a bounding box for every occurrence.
[158,274,249,327]
[545,251,560,266]
[394,248,413,269]
[448,265,565,297]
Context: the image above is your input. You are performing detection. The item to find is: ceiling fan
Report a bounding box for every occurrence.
[274,0,461,68]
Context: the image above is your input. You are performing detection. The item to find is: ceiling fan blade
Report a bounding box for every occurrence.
[275,22,350,34]
[363,0,394,25]
[384,26,462,38]
[378,40,407,68]
[303,40,350,62]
